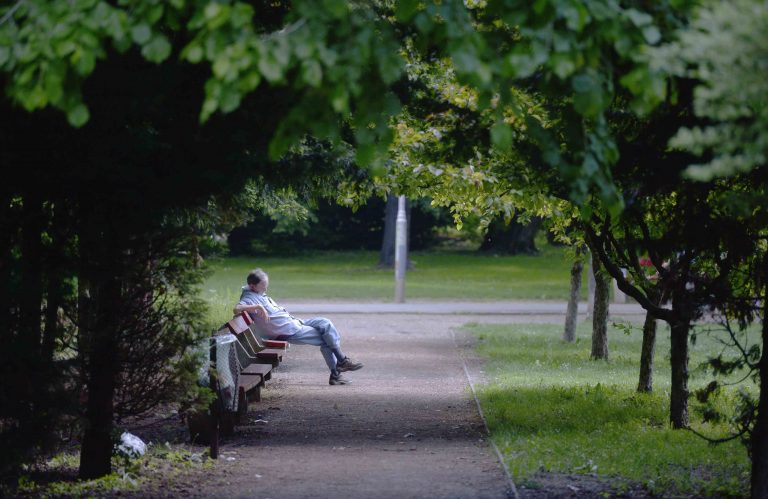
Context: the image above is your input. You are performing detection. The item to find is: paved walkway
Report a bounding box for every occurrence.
[190,302,646,498]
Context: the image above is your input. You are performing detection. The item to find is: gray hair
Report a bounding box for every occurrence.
[247,268,268,285]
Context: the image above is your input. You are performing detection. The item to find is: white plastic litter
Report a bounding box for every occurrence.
[117,432,147,459]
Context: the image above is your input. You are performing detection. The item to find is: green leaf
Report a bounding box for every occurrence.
[355,143,377,166]
[301,59,322,87]
[642,25,661,44]
[258,51,283,82]
[550,53,577,79]
[131,24,152,45]
[0,46,9,66]
[73,49,96,76]
[625,9,652,27]
[142,35,171,63]
[321,0,348,18]
[395,0,421,22]
[212,55,232,79]
[66,103,90,127]
[376,48,403,85]
[490,121,513,152]
[571,71,605,117]
[183,44,204,64]
[219,86,241,113]
[44,69,64,104]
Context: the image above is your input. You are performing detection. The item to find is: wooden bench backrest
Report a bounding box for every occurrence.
[226,315,250,335]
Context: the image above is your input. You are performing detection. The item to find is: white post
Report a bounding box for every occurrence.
[394,195,407,303]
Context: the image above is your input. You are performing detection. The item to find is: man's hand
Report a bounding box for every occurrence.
[252,304,269,322]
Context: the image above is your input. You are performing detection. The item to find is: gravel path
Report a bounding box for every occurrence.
[189,314,526,499]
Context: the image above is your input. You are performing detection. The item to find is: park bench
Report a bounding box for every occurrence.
[189,316,290,457]
[225,313,288,367]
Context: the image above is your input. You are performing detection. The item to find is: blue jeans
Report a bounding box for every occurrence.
[284,317,342,372]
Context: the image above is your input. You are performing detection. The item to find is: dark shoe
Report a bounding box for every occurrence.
[329,373,351,385]
[336,357,364,372]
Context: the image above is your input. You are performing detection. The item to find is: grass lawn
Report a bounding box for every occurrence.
[466,321,752,497]
[200,246,582,317]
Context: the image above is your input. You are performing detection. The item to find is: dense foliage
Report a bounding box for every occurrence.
[2,0,768,495]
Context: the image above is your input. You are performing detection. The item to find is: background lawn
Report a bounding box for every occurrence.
[200,245,583,318]
[466,321,753,497]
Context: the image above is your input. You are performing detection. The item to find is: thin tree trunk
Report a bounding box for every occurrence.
[590,252,610,360]
[479,215,541,254]
[563,247,584,342]
[587,251,596,319]
[42,199,66,363]
[20,192,44,356]
[379,194,397,267]
[0,190,11,345]
[379,194,411,269]
[637,311,657,393]
[750,259,768,498]
[669,318,690,428]
[78,205,121,479]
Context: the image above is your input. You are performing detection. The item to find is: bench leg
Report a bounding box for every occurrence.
[210,406,220,459]
[236,387,248,424]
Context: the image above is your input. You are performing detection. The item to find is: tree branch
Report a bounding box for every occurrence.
[585,223,675,322]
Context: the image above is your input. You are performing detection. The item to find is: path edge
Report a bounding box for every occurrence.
[450,327,520,499]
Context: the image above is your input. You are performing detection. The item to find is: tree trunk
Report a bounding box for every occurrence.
[379,194,411,268]
[563,247,584,343]
[750,262,768,498]
[669,318,690,428]
[379,194,397,267]
[78,205,121,479]
[0,190,11,345]
[43,199,66,363]
[590,251,610,360]
[479,215,541,254]
[636,311,657,393]
[20,192,44,356]
[587,251,596,319]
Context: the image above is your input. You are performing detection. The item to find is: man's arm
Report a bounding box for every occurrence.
[233,303,269,322]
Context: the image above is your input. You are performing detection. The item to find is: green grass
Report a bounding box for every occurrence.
[200,247,582,317]
[467,321,752,497]
[5,445,215,498]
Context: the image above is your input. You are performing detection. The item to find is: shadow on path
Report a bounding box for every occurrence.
[192,315,515,499]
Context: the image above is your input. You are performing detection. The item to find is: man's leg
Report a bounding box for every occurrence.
[301,317,345,362]
[302,317,363,372]
[288,327,348,385]
[286,325,338,372]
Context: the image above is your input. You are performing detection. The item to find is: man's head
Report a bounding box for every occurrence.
[247,268,269,294]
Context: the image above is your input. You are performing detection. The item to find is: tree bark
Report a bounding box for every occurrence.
[0,190,11,345]
[750,262,768,498]
[479,215,541,254]
[379,194,397,267]
[20,192,44,356]
[637,311,657,393]
[43,199,66,363]
[590,251,610,360]
[563,247,584,343]
[669,318,690,428]
[587,251,596,319]
[78,205,120,479]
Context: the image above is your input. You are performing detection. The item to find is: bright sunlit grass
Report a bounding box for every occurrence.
[467,321,752,497]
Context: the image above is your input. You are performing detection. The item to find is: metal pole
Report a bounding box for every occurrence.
[394,195,407,303]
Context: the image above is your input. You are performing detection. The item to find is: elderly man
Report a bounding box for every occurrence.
[233,268,363,385]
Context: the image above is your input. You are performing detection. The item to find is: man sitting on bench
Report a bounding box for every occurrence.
[233,268,363,385]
